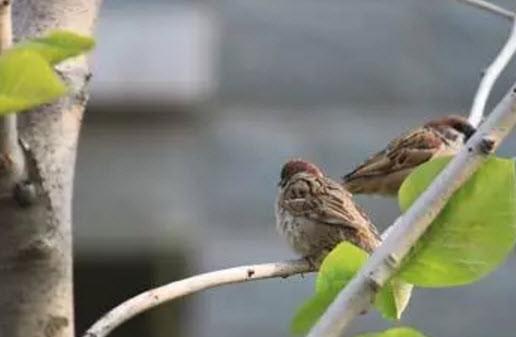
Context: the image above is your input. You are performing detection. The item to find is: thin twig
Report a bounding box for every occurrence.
[82,259,314,337]
[467,18,516,127]
[458,0,515,21]
[306,84,516,337]
[0,0,23,186]
[82,228,405,337]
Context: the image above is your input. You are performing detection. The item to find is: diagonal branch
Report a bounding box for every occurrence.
[467,22,516,127]
[82,259,314,337]
[307,83,516,337]
[307,5,516,336]
[458,0,515,21]
[461,1,516,127]
[82,3,515,337]
[306,87,516,336]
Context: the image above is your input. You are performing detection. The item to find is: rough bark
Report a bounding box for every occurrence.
[0,1,102,337]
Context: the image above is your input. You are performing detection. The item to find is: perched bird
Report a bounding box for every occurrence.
[275,159,381,264]
[342,115,476,196]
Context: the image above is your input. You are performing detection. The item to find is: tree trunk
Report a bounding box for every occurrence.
[0,1,102,336]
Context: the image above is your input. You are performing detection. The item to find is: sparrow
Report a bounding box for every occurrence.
[342,115,476,196]
[275,159,381,264]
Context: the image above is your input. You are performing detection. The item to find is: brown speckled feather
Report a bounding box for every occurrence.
[345,127,443,180]
[342,115,475,196]
[279,172,380,252]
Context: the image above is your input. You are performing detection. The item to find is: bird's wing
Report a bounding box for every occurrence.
[280,174,375,234]
[343,127,443,182]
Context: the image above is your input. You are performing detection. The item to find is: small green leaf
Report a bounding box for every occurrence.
[315,241,368,294]
[390,278,413,319]
[354,327,428,337]
[292,243,367,335]
[291,242,412,335]
[290,291,335,335]
[0,50,66,115]
[15,30,95,64]
[398,156,516,287]
[374,277,413,320]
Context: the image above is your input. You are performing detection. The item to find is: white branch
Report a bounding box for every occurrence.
[307,7,516,335]
[464,2,516,127]
[81,3,516,337]
[307,84,516,337]
[458,0,515,21]
[468,21,516,127]
[82,259,314,337]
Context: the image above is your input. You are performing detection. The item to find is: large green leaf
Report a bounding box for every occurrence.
[291,242,412,335]
[398,156,516,287]
[15,30,95,64]
[0,50,66,115]
[354,327,428,337]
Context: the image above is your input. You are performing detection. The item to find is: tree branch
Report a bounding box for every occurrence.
[0,0,24,192]
[458,0,515,21]
[82,3,515,337]
[0,1,102,336]
[81,219,405,337]
[306,83,516,337]
[307,8,516,333]
[83,259,314,337]
[462,1,516,127]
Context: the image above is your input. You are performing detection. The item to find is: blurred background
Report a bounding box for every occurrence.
[73,1,516,337]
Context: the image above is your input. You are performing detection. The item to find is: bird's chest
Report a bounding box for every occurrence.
[276,207,326,255]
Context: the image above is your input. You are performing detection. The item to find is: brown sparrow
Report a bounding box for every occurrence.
[275,159,380,264]
[342,115,476,196]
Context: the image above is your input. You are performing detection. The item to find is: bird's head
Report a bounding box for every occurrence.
[279,159,323,187]
[425,115,476,142]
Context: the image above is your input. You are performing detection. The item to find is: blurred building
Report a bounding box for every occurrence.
[75,1,516,337]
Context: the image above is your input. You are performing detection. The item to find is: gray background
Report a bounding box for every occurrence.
[74,1,516,337]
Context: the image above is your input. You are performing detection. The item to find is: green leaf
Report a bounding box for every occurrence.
[374,277,413,320]
[398,156,516,287]
[315,241,368,294]
[291,243,366,335]
[0,50,66,115]
[354,327,428,337]
[291,242,412,335]
[14,30,95,64]
[290,290,336,335]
